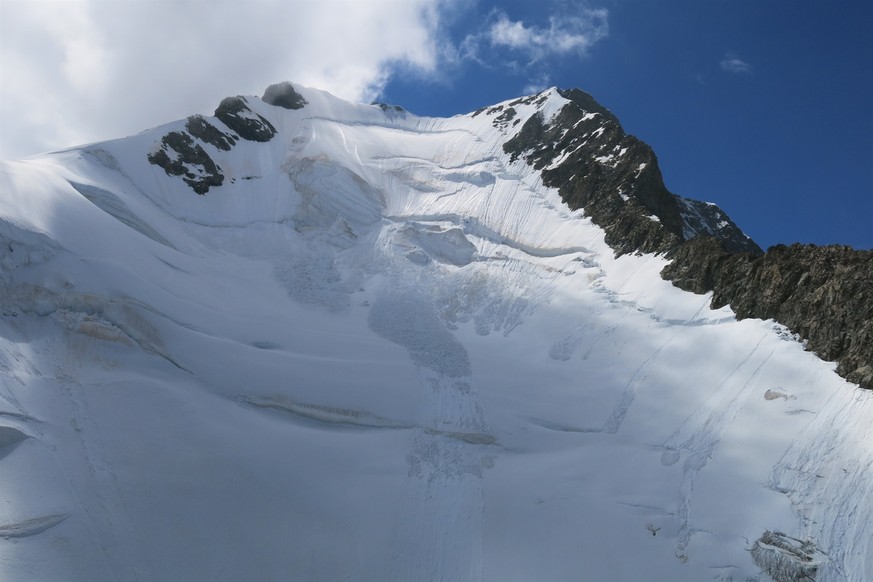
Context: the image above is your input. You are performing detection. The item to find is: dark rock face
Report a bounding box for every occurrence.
[677,198,759,254]
[147,132,224,195]
[663,238,873,389]
[185,115,236,151]
[148,92,280,194]
[501,89,760,256]
[214,96,277,142]
[262,82,308,110]
[501,86,869,389]
[557,88,619,124]
[493,107,517,127]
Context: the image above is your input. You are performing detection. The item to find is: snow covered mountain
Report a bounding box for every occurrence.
[1,82,871,581]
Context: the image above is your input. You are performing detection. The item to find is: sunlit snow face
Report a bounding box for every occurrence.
[0,81,870,582]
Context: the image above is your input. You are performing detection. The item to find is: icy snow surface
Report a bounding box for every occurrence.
[0,84,871,581]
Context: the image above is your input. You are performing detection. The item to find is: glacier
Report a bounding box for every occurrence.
[0,82,871,581]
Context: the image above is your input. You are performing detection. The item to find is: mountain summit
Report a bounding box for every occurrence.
[0,82,870,581]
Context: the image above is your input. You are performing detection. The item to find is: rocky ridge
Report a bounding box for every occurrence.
[501,88,761,256]
[500,88,871,389]
[146,130,224,195]
[147,82,306,194]
[663,238,873,388]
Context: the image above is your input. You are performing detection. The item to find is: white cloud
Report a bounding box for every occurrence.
[490,18,534,49]
[0,0,450,159]
[456,4,608,95]
[486,8,609,62]
[720,52,752,74]
[523,73,553,96]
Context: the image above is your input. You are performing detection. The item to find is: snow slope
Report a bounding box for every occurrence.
[0,83,871,581]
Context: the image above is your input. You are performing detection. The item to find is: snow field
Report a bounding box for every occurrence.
[0,83,870,580]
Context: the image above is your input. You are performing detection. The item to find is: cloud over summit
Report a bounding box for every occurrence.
[0,0,614,160]
[486,7,609,61]
[0,0,448,159]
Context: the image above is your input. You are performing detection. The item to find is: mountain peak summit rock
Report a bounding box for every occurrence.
[504,86,762,256]
[262,82,308,110]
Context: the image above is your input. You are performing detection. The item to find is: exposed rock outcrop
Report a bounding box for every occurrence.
[214,96,277,142]
[147,131,224,195]
[185,115,236,151]
[663,238,873,389]
[149,93,283,194]
[501,86,869,389]
[262,82,308,110]
[374,102,406,117]
[502,88,761,256]
[677,197,758,255]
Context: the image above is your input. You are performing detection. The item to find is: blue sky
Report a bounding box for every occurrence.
[380,0,873,250]
[2,0,870,250]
